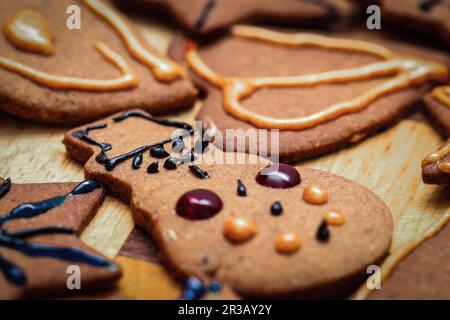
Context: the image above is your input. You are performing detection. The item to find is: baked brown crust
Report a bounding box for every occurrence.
[0,0,196,125]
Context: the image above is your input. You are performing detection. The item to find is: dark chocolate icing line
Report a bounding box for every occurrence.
[0,252,26,286]
[0,234,116,270]
[101,140,187,171]
[194,0,217,30]
[188,165,209,179]
[0,180,101,225]
[0,180,114,286]
[113,110,194,132]
[0,178,11,199]
[164,136,210,170]
[73,110,195,171]
[72,124,112,152]
[2,226,78,239]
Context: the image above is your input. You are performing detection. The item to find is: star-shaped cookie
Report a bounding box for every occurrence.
[116,0,355,36]
[0,178,121,299]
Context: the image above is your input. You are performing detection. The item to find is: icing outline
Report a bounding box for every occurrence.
[0,0,185,91]
[0,41,138,91]
[185,25,448,130]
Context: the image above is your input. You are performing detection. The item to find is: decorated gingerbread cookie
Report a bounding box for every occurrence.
[63,110,393,298]
[422,138,450,184]
[169,25,449,162]
[378,0,450,47]
[0,178,121,299]
[0,0,196,125]
[421,86,450,184]
[116,0,356,37]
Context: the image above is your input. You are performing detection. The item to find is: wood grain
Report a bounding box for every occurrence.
[116,256,181,300]
[0,16,448,299]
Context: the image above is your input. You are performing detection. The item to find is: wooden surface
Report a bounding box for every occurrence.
[0,18,449,300]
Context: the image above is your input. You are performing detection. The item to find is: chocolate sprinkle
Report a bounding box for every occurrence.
[132,153,143,169]
[164,157,178,170]
[189,165,209,179]
[147,161,159,174]
[150,145,170,159]
[316,220,330,242]
[270,201,283,216]
[237,179,247,197]
[172,138,185,153]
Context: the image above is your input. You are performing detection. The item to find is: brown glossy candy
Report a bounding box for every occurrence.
[223,217,257,243]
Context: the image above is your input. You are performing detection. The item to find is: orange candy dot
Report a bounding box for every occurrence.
[302,184,329,205]
[323,210,346,226]
[275,232,302,254]
[223,217,257,243]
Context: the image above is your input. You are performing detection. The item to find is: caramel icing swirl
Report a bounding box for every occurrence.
[0,41,138,91]
[0,0,185,92]
[185,25,448,131]
[422,142,450,173]
[83,0,185,83]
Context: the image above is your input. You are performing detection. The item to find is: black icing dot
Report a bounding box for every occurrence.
[237,179,247,197]
[316,220,330,242]
[270,201,283,216]
[172,138,185,153]
[189,165,209,179]
[132,153,143,169]
[150,145,170,159]
[164,157,178,170]
[147,161,159,174]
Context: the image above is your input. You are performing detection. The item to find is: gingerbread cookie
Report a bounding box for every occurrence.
[0,0,196,125]
[64,110,393,298]
[423,86,450,137]
[422,138,450,184]
[170,26,449,162]
[421,86,450,184]
[379,0,450,47]
[116,0,356,37]
[0,178,121,299]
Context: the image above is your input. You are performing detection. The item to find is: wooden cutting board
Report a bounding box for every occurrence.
[0,18,448,300]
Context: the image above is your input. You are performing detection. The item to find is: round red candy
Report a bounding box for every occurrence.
[176,189,223,220]
[255,163,301,189]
